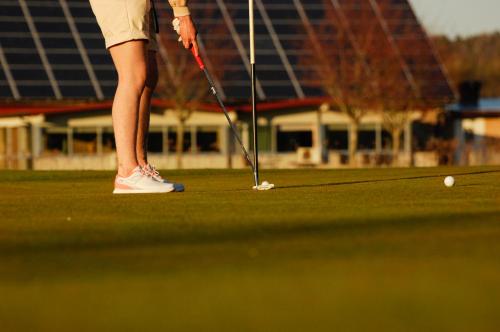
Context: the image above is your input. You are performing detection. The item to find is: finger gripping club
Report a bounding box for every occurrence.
[190,48,205,70]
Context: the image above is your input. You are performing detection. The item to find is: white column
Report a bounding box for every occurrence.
[375,122,382,154]
[220,126,228,155]
[347,122,353,152]
[29,124,40,170]
[242,122,250,152]
[0,128,5,168]
[191,126,197,153]
[17,126,28,169]
[271,124,277,154]
[226,127,233,169]
[96,127,103,155]
[316,109,327,163]
[453,118,465,165]
[162,126,169,155]
[473,119,486,165]
[6,128,13,169]
[67,127,74,156]
[30,124,42,158]
[404,119,412,166]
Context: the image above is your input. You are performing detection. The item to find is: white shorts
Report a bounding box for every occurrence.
[89,0,158,51]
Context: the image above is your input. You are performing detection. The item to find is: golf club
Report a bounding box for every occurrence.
[189,48,274,191]
[190,48,255,173]
[174,12,274,190]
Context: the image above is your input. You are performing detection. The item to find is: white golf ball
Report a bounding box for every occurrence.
[444,176,455,187]
[262,181,269,186]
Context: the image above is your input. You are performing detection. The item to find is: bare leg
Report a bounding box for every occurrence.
[109,41,148,177]
[137,51,159,167]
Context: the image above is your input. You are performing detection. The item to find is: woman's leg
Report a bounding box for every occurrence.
[136,50,159,167]
[109,41,148,177]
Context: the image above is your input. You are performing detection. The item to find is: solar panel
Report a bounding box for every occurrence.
[0,0,454,103]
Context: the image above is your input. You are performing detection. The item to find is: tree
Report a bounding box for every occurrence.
[433,32,500,98]
[156,42,208,168]
[155,6,231,168]
[299,0,382,166]
[371,59,418,166]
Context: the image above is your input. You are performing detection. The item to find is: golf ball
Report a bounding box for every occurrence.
[444,176,455,187]
[262,181,269,186]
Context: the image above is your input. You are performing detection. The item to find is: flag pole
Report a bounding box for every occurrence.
[249,0,259,187]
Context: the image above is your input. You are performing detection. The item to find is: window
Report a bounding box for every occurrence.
[197,131,219,152]
[167,131,192,153]
[326,129,348,150]
[44,133,67,154]
[277,130,312,152]
[148,133,163,153]
[73,132,97,154]
[358,130,376,150]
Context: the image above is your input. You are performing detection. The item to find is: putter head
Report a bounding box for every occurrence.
[253,182,275,191]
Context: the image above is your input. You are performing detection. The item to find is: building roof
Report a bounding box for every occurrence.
[446,98,500,118]
[0,97,331,117]
[0,0,453,104]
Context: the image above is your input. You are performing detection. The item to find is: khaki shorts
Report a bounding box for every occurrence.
[89,0,158,51]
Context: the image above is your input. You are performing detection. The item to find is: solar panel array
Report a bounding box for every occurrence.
[0,0,454,103]
[0,0,115,100]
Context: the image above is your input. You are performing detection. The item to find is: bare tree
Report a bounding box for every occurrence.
[155,6,231,168]
[371,60,418,165]
[156,44,208,168]
[298,0,455,168]
[299,0,381,166]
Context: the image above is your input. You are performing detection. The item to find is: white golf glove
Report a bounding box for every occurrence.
[172,18,183,42]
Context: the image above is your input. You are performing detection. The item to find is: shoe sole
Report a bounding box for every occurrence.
[174,184,185,192]
[113,187,175,194]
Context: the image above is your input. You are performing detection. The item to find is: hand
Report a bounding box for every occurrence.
[177,15,199,56]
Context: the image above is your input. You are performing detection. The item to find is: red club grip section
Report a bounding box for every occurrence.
[191,48,205,70]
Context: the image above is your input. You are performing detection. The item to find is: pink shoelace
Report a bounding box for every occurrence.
[142,164,163,180]
[139,167,149,177]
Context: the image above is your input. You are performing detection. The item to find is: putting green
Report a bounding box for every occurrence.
[1,167,499,331]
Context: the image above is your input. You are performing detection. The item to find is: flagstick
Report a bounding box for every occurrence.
[249,0,259,187]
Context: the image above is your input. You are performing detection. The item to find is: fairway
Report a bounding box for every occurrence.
[1,167,500,331]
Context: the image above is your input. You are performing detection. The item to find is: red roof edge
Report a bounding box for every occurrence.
[0,97,331,117]
[236,97,331,112]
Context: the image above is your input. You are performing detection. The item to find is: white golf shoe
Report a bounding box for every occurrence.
[113,166,175,194]
[143,164,185,192]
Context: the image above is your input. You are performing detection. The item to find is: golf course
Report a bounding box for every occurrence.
[1,166,499,331]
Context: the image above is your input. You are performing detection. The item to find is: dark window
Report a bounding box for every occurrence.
[358,130,376,150]
[167,131,192,152]
[277,130,312,152]
[45,133,67,153]
[74,133,97,154]
[102,132,116,152]
[148,133,163,153]
[327,130,348,150]
[197,131,219,152]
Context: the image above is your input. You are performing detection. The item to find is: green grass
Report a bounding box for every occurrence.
[1,166,499,331]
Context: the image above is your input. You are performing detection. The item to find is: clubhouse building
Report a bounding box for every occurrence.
[1,0,498,169]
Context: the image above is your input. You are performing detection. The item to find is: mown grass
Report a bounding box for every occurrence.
[0,167,499,331]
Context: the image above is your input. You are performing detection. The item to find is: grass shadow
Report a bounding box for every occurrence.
[277,169,500,190]
[1,210,499,257]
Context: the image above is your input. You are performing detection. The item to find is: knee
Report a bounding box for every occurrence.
[118,66,147,95]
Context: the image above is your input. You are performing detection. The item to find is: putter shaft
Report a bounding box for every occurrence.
[191,49,255,172]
